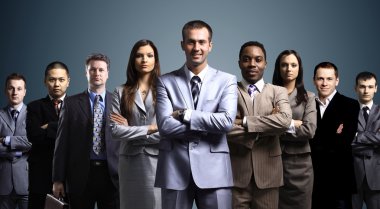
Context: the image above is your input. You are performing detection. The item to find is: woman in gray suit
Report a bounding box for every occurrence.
[111,39,161,209]
[272,50,317,209]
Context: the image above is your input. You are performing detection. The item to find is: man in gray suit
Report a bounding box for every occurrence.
[0,73,31,209]
[154,20,238,209]
[352,71,380,209]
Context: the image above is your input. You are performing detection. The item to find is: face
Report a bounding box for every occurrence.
[45,68,70,99]
[181,27,212,70]
[313,67,339,100]
[135,45,155,75]
[86,60,109,90]
[239,46,267,84]
[279,54,299,83]
[6,79,26,107]
[355,77,377,105]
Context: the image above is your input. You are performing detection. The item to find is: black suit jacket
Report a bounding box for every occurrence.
[27,96,61,193]
[310,92,359,199]
[52,91,120,195]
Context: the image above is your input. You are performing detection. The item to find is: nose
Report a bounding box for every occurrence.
[193,42,200,51]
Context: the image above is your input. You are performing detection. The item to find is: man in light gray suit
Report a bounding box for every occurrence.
[352,71,380,209]
[0,73,31,209]
[154,20,238,209]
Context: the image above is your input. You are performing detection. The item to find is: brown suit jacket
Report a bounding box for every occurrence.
[228,82,292,189]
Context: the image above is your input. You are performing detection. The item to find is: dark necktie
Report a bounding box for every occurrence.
[53,99,62,116]
[191,76,201,108]
[362,106,369,122]
[93,95,104,155]
[248,84,257,98]
[11,109,19,124]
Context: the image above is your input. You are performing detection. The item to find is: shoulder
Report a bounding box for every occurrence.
[306,91,316,99]
[337,92,358,105]
[209,66,236,80]
[27,97,47,108]
[263,83,287,94]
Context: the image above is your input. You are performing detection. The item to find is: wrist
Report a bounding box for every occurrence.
[178,109,186,122]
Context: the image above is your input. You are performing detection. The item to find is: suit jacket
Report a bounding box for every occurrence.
[352,103,380,190]
[0,104,31,195]
[52,91,120,195]
[154,65,237,190]
[27,95,62,193]
[310,92,359,198]
[280,90,317,154]
[227,82,292,189]
[111,85,160,156]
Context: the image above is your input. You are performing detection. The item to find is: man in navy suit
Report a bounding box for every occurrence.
[351,71,380,209]
[154,20,237,209]
[27,61,70,209]
[52,53,120,209]
[0,73,31,209]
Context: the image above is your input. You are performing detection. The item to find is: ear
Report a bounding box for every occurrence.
[335,77,339,86]
[209,41,213,52]
[181,41,185,51]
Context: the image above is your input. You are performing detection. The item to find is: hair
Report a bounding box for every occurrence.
[182,20,213,41]
[44,61,70,80]
[356,71,377,86]
[239,41,267,61]
[85,53,111,69]
[121,39,161,119]
[313,61,338,79]
[5,73,27,90]
[272,50,308,104]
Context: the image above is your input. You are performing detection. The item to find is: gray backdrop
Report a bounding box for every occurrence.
[1,1,378,209]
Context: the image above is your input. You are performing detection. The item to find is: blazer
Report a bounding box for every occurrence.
[52,91,120,195]
[27,95,61,193]
[280,90,317,154]
[352,103,380,190]
[111,85,160,155]
[0,104,31,195]
[227,82,292,189]
[154,65,237,190]
[310,92,359,197]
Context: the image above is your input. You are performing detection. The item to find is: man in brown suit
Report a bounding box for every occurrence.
[228,41,292,209]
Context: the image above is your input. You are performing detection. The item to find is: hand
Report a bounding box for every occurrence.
[336,123,344,134]
[52,182,65,198]
[0,137,4,144]
[271,105,280,114]
[110,113,128,126]
[147,124,158,135]
[293,120,303,128]
[171,110,180,120]
[41,124,48,129]
[234,119,243,126]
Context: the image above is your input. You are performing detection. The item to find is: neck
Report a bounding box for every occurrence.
[89,85,106,94]
[10,103,22,110]
[187,62,207,75]
[283,80,296,94]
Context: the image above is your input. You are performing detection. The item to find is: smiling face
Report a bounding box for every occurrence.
[313,67,339,101]
[135,45,156,75]
[239,45,267,84]
[181,27,212,71]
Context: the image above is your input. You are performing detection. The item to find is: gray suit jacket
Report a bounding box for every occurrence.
[352,104,380,190]
[227,82,292,189]
[154,65,237,190]
[0,105,31,195]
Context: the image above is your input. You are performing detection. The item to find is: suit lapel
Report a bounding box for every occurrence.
[134,90,147,114]
[43,96,59,119]
[15,105,27,132]
[78,91,92,120]
[237,82,253,115]
[196,68,217,110]
[0,107,14,131]
[366,104,379,127]
[174,67,193,109]
[358,107,366,130]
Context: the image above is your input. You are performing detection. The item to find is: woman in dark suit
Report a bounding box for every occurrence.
[272,50,317,209]
[110,39,161,209]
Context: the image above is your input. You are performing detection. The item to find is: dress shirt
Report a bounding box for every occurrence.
[359,101,373,113]
[49,94,66,110]
[316,90,337,118]
[241,78,264,127]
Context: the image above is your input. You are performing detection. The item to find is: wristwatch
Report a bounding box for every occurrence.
[178,109,186,122]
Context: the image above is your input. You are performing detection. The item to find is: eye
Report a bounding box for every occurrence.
[291,64,298,68]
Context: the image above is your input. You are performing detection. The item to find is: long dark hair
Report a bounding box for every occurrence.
[121,39,161,119]
[272,50,308,105]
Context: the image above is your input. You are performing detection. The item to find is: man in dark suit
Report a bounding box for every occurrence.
[0,73,31,209]
[154,20,238,209]
[52,53,120,209]
[351,71,380,209]
[27,61,70,209]
[310,62,359,209]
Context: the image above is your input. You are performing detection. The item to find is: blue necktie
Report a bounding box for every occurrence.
[93,95,104,155]
[191,76,201,108]
[248,84,257,97]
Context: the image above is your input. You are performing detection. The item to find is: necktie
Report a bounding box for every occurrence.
[93,95,104,155]
[248,84,257,98]
[362,106,369,122]
[53,99,62,115]
[191,76,201,108]
[11,109,18,123]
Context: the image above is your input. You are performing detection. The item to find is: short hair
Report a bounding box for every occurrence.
[182,20,213,41]
[85,53,110,69]
[44,61,70,80]
[239,41,267,61]
[355,71,377,86]
[313,61,338,79]
[5,73,27,90]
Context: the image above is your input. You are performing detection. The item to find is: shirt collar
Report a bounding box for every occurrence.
[184,64,208,83]
[316,90,337,106]
[359,100,373,110]
[49,94,66,101]
[9,103,24,113]
[241,78,265,93]
[88,89,106,103]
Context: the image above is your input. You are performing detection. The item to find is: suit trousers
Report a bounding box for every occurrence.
[352,176,380,209]
[161,175,232,209]
[232,174,279,209]
[0,191,28,209]
[68,162,119,209]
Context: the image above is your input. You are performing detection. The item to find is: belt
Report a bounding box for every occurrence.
[90,160,107,167]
